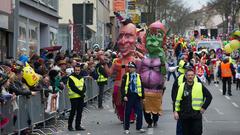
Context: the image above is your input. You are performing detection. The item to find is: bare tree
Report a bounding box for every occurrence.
[136,0,191,34]
[208,0,240,33]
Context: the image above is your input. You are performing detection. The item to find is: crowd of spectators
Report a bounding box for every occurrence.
[0,45,116,130]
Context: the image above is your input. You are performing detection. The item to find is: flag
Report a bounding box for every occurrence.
[72,25,81,53]
[69,19,81,53]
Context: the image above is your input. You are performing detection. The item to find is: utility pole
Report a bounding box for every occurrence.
[82,1,86,54]
[13,0,19,58]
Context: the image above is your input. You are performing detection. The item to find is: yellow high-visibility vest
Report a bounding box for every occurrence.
[97,67,108,82]
[178,60,186,74]
[67,75,84,99]
[124,73,142,97]
[175,82,203,111]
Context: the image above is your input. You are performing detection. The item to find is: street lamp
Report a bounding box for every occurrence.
[228,15,232,35]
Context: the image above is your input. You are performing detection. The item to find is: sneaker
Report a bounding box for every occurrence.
[228,93,232,96]
[137,128,146,133]
[124,130,130,134]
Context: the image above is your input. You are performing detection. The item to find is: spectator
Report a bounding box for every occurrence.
[167,58,177,81]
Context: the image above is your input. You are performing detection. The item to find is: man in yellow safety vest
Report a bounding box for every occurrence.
[173,68,212,135]
[67,64,86,131]
[96,57,108,109]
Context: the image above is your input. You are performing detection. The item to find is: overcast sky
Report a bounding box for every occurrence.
[181,0,210,11]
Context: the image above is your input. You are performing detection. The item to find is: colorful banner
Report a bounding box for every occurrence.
[113,0,125,12]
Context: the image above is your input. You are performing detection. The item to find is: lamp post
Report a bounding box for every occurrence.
[82,0,86,55]
[228,16,232,35]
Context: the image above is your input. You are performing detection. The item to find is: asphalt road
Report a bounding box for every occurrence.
[59,77,240,135]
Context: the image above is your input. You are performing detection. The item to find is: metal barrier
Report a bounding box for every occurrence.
[0,78,113,135]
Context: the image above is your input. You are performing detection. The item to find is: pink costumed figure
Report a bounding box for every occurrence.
[100,22,137,122]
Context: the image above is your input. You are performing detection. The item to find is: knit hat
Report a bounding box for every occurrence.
[19,55,29,64]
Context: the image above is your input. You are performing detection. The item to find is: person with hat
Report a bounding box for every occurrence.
[67,63,86,131]
[121,62,145,134]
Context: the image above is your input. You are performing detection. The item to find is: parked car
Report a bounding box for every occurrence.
[196,40,223,51]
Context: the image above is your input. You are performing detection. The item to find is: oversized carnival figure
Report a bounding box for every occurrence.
[136,20,167,128]
[100,22,137,122]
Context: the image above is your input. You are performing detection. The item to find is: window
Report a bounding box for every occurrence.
[18,17,28,57]
[50,27,58,46]
[29,20,39,57]
[48,0,58,10]
[17,17,39,57]
[0,31,7,61]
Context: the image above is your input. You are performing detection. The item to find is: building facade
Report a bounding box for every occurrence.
[15,0,59,58]
[58,0,112,53]
[0,0,12,61]
[185,6,224,39]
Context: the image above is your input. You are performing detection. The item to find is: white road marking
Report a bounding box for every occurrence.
[108,109,114,112]
[232,102,239,108]
[147,128,153,135]
[203,116,210,123]
[225,96,231,100]
[214,107,224,115]
[218,89,223,92]
[105,105,110,109]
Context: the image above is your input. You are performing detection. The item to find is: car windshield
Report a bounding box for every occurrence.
[212,42,221,49]
[197,42,221,51]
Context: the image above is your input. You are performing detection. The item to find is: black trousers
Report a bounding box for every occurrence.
[237,78,240,90]
[98,83,105,108]
[222,77,232,95]
[124,94,143,130]
[144,112,159,126]
[181,118,202,135]
[68,98,84,128]
[167,71,177,81]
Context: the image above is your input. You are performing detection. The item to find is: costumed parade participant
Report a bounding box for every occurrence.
[194,58,209,83]
[137,20,167,129]
[100,21,137,122]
